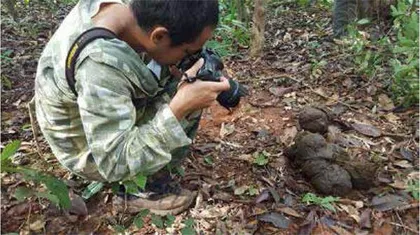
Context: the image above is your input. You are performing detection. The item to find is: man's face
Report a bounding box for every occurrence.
[148,26,214,66]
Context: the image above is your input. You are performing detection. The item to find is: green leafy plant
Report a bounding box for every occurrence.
[343,0,418,106]
[1,140,71,208]
[204,156,214,165]
[1,49,13,63]
[151,214,164,229]
[253,151,269,166]
[206,0,251,57]
[296,0,333,8]
[133,209,150,229]
[247,185,259,196]
[297,0,310,7]
[389,0,419,106]
[181,217,196,235]
[120,173,148,196]
[406,180,419,200]
[133,210,176,230]
[302,193,340,212]
[1,75,13,89]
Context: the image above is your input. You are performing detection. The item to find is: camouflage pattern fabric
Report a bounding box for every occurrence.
[34,0,200,182]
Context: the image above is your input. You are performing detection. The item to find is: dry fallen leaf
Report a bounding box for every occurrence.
[359,209,372,229]
[393,160,413,169]
[389,179,407,190]
[279,126,298,145]
[371,194,409,211]
[29,219,45,231]
[276,207,302,218]
[338,204,360,223]
[220,123,235,139]
[383,113,400,124]
[192,205,231,219]
[255,189,271,203]
[269,86,293,97]
[68,191,88,216]
[258,212,291,229]
[378,94,395,111]
[351,123,382,137]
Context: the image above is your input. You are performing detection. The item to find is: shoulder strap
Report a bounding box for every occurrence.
[65,27,117,96]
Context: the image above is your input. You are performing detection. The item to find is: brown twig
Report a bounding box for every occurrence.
[394,211,407,234]
[381,132,413,139]
[387,221,418,234]
[394,202,419,211]
[19,202,32,231]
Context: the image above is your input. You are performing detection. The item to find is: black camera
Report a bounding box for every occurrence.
[178,48,248,109]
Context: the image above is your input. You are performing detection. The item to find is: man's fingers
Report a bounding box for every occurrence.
[186,58,204,76]
[209,76,231,92]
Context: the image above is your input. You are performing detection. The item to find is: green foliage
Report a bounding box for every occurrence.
[176,166,185,177]
[1,140,21,163]
[134,174,147,190]
[389,0,419,105]
[302,193,340,212]
[14,186,33,201]
[204,156,214,165]
[406,180,420,200]
[253,151,269,166]
[1,49,13,63]
[247,185,259,196]
[113,225,126,233]
[1,75,13,89]
[297,0,310,7]
[181,218,196,235]
[1,141,71,208]
[133,209,150,229]
[133,210,176,230]
[296,0,333,8]
[132,213,195,233]
[151,214,164,229]
[122,180,139,195]
[206,0,250,57]
[344,0,419,106]
[165,214,176,227]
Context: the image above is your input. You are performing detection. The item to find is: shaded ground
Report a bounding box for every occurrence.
[1,1,419,234]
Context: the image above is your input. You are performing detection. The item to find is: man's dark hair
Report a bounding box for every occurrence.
[130,0,219,46]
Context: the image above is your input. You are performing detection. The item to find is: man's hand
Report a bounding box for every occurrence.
[169,58,230,120]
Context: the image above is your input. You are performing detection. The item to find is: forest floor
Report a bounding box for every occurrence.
[1,1,419,234]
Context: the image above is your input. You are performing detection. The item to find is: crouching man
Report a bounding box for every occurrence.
[34,0,229,215]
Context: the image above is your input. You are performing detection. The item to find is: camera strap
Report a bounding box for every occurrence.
[65,27,118,96]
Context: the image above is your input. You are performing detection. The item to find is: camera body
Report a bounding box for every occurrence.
[178,48,247,109]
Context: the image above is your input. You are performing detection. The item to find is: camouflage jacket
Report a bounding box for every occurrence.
[34,0,199,182]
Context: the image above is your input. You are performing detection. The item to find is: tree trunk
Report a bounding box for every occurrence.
[249,0,266,58]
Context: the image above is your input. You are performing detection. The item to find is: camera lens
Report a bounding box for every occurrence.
[217,79,248,109]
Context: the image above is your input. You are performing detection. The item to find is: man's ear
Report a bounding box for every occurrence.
[150,26,171,46]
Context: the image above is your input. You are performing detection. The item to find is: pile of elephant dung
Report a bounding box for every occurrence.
[285,107,378,196]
